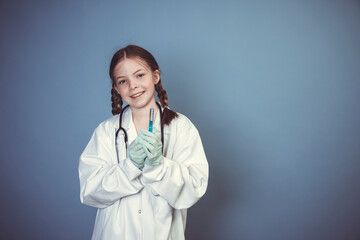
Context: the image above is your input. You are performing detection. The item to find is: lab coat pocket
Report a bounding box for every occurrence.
[93,206,112,238]
[151,188,160,196]
[155,195,173,221]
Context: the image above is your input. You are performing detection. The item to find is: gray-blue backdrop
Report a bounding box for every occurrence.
[1,0,360,239]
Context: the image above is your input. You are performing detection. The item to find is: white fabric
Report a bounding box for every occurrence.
[79,107,209,240]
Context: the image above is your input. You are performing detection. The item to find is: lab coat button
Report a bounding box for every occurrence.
[138,210,142,214]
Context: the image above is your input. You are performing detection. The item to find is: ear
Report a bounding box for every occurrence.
[113,84,121,96]
[153,70,160,84]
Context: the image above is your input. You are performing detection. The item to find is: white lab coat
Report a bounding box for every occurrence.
[79,107,209,240]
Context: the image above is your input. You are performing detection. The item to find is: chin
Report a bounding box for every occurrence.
[129,100,152,109]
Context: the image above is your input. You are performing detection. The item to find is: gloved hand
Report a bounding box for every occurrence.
[128,139,146,170]
[137,128,163,166]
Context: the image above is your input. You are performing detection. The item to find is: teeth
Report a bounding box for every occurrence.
[132,92,143,97]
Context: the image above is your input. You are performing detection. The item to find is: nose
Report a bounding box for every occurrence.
[128,79,138,90]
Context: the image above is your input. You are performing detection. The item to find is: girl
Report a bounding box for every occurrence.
[79,45,209,240]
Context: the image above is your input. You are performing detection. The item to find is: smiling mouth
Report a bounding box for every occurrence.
[131,91,145,98]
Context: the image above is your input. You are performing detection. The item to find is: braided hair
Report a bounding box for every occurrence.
[109,45,178,125]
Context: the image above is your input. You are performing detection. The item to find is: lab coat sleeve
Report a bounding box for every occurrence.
[141,116,209,209]
[79,122,143,209]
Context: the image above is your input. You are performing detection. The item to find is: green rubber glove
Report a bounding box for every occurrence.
[137,128,163,166]
[128,139,146,170]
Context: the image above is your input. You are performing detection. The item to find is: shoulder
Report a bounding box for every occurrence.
[172,112,193,125]
[168,111,199,134]
[94,115,119,135]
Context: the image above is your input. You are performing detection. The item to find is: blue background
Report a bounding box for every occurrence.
[1,0,360,239]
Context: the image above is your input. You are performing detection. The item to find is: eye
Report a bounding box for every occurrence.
[118,79,126,85]
[137,74,145,78]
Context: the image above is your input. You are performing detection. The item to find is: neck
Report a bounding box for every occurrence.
[130,101,159,124]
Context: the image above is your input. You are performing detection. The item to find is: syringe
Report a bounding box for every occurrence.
[148,106,154,132]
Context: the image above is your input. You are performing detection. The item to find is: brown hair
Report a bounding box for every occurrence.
[109,45,178,125]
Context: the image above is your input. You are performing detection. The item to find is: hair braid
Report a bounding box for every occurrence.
[155,79,178,125]
[155,79,168,107]
[111,86,123,115]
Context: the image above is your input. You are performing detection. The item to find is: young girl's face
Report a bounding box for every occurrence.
[113,58,160,111]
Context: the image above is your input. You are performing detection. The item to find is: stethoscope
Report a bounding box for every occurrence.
[115,101,164,164]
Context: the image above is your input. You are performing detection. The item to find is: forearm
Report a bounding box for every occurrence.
[141,156,208,209]
[80,157,143,208]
